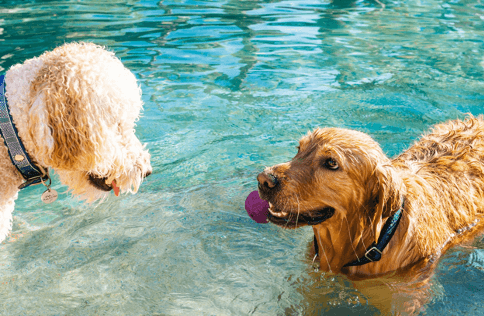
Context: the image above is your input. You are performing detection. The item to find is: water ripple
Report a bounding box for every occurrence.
[2,0,484,314]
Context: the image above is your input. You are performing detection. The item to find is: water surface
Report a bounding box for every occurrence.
[1,0,484,314]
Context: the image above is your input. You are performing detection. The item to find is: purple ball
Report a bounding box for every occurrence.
[245,190,270,224]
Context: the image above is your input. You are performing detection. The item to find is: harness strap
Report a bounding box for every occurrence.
[0,74,49,189]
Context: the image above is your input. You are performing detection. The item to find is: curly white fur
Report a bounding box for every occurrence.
[0,42,152,242]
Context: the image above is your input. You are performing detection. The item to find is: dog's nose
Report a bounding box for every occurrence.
[144,170,152,178]
[257,172,279,190]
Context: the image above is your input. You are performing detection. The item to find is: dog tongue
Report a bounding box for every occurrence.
[112,180,120,197]
[245,190,269,224]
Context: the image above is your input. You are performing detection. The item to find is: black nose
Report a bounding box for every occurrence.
[257,172,279,191]
[144,170,152,178]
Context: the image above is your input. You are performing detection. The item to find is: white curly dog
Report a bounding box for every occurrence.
[0,42,152,242]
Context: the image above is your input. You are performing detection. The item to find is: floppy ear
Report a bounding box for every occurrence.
[369,164,403,244]
[28,62,98,171]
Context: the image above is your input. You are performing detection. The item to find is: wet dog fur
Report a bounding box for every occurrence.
[258,116,484,278]
[0,42,152,243]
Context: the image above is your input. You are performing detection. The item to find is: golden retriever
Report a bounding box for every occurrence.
[257,116,484,278]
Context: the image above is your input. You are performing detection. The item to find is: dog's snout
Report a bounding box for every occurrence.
[144,170,152,178]
[257,172,279,190]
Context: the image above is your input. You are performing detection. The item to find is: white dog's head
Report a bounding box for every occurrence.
[5,42,152,201]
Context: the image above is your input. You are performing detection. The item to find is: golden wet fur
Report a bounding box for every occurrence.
[258,116,484,277]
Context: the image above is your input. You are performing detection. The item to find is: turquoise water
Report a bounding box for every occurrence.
[1,0,484,314]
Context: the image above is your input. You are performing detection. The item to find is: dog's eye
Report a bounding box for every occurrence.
[324,158,339,170]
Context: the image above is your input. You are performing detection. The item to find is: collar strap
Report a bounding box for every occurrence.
[0,74,49,189]
[343,198,404,267]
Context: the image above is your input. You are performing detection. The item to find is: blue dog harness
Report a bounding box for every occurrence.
[0,74,49,189]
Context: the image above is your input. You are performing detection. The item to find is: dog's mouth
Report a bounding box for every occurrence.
[88,174,120,196]
[267,203,335,228]
[88,174,112,191]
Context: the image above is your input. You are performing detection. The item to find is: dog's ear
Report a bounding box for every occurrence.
[369,164,403,244]
[28,63,98,171]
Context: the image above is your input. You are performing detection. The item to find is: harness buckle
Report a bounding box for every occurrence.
[364,246,382,262]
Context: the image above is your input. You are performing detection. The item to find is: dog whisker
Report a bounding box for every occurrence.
[367,214,376,237]
[356,212,367,250]
[344,216,360,261]
[337,214,345,238]
[316,231,333,273]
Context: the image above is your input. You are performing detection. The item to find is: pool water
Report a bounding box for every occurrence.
[1,0,484,314]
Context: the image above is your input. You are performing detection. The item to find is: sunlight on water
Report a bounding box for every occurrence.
[1,0,484,314]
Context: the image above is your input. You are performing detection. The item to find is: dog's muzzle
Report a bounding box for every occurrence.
[88,174,113,191]
[88,170,152,192]
[257,171,335,227]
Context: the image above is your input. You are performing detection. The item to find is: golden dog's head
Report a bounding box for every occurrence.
[258,128,402,243]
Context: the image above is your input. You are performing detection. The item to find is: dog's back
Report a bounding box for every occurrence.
[394,116,484,165]
[390,116,484,256]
